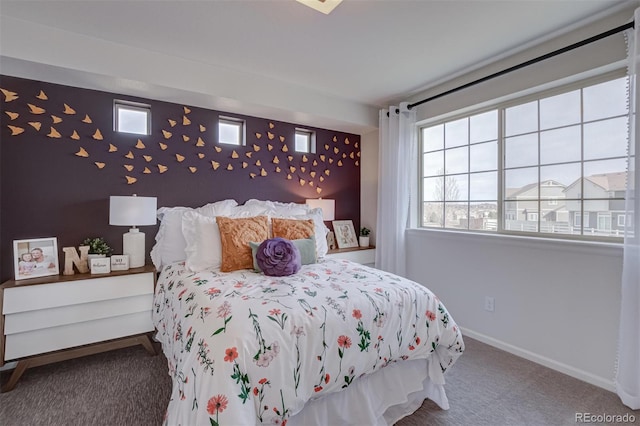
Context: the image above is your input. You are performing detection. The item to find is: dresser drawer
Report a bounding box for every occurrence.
[4,311,153,360]
[2,273,154,314]
[4,294,153,334]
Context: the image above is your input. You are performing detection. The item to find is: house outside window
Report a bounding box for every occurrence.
[618,214,626,228]
[419,72,629,241]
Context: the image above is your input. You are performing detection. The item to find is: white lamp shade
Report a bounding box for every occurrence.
[306,198,335,221]
[109,195,157,226]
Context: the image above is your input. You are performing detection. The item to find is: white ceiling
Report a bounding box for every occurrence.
[0,0,633,132]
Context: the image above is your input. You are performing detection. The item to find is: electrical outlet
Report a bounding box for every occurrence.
[484,296,495,312]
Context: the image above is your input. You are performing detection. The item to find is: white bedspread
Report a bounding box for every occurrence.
[153,258,464,425]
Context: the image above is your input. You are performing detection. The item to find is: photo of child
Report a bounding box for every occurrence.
[13,237,60,280]
[18,252,37,276]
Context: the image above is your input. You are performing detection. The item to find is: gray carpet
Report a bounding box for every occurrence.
[1,337,637,425]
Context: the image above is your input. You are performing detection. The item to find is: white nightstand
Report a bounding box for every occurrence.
[0,265,157,392]
[325,246,376,267]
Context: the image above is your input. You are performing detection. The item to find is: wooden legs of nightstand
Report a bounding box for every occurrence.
[1,333,157,392]
[137,333,157,355]
[2,359,30,392]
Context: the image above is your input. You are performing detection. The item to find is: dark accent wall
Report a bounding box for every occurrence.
[0,76,361,282]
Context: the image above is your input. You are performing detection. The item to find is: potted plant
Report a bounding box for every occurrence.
[359,227,371,248]
[81,237,112,259]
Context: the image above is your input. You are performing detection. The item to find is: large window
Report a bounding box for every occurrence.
[420,73,629,240]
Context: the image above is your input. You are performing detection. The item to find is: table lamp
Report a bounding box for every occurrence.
[109,194,157,268]
[306,198,336,249]
[305,198,335,221]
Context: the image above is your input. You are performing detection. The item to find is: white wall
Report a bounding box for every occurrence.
[402,5,635,121]
[360,129,379,245]
[399,5,636,391]
[406,230,622,390]
[0,15,378,136]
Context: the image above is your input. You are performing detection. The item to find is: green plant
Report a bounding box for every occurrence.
[360,227,371,237]
[81,237,112,255]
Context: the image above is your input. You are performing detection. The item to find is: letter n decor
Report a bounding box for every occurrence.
[62,245,90,275]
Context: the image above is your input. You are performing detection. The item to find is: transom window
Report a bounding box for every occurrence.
[295,128,316,153]
[420,73,629,240]
[218,116,245,146]
[114,101,151,135]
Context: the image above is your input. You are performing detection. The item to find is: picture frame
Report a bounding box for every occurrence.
[326,231,337,250]
[332,220,359,249]
[13,237,60,280]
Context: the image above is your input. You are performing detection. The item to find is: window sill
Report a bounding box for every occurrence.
[406,227,623,257]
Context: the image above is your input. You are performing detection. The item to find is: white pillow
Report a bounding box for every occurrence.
[182,211,222,272]
[229,203,272,217]
[150,199,238,269]
[305,208,329,257]
[244,199,309,216]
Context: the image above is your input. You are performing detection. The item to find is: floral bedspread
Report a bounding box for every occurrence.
[153,258,464,425]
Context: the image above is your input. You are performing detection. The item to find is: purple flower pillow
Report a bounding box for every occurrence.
[253,237,301,276]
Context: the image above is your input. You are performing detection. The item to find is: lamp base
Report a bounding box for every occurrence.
[123,228,146,268]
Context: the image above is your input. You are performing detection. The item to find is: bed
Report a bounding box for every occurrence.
[151,199,464,425]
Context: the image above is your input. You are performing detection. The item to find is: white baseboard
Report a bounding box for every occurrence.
[461,327,615,393]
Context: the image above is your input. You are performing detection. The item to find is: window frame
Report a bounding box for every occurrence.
[417,68,628,243]
[294,128,316,153]
[218,116,246,146]
[618,213,626,228]
[114,100,151,135]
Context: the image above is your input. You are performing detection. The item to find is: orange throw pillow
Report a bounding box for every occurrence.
[272,218,315,240]
[217,216,269,272]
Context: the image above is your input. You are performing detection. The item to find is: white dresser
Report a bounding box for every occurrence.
[0,265,157,392]
[326,246,376,267]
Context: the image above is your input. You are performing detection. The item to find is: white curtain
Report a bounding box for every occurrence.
[375,102,417,276]
[616,9,640,410]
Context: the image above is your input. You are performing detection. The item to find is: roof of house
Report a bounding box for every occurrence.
[564,172,628,193]
[506,180,566,199]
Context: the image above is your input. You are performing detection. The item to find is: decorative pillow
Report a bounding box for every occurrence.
[272,218,315,240]
[216,216,269,272]
[150,199,238,269]
[250,236,317,272]
[253,238,301,276]
[182,211,223,272]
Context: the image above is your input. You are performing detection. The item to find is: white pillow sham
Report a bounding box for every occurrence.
[150,199,238,269]
[182,211,223,272]
[243,199,310,216]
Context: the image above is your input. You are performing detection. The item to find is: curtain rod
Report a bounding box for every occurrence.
[394,21,634,114]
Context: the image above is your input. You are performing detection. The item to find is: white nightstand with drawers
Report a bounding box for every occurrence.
[326,246,376,267]
[0,265,157,392]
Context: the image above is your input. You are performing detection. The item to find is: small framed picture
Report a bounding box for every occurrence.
[326,231,337,250]
[90,257,111,274]
[13,237,60,280]
[110,254,129,271]
[332,220,359,249]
